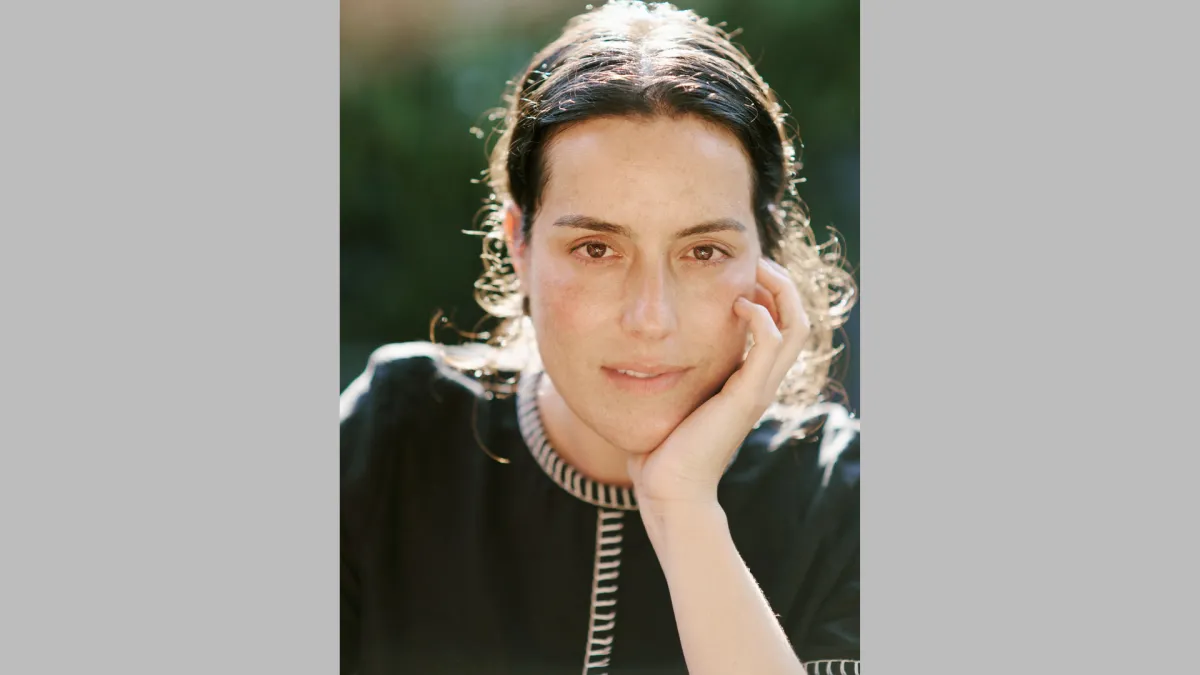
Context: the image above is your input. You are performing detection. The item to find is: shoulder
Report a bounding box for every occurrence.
[781,403,859,498]
[340,341,508,537]
[341,342,448,419]
[723,403,860,523]
[340,342,489,481]
[340,341,488,424]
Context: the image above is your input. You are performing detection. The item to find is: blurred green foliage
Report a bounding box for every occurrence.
[341,0,859,399]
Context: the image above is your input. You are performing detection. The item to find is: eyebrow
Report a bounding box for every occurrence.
[551,214,747,239]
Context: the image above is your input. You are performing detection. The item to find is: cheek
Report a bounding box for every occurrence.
[679,265,756,346]
[527,257,612,341]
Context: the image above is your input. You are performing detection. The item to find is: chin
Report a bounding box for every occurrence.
[591,406,691,454]
[604,427,670,455]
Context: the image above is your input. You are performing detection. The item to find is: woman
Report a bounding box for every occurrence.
[341,2,860,673]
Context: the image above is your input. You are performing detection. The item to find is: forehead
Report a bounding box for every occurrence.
[537,115,755,232]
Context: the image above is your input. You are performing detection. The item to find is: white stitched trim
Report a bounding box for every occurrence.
[804,659,861,674]
[516,370,639,511]
[582,509,626,675]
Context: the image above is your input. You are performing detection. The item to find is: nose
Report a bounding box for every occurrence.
[619,259,677,341]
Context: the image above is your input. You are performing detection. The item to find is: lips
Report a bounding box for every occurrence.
[601,363,691,394]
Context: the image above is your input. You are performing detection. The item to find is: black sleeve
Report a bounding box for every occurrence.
[795,525,860,675]
[340,353,376,675]
[339,343,444,675]
[784,416,861,674]
[341,526,362,675]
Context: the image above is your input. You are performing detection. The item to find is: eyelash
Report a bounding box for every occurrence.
[569,241,733,266]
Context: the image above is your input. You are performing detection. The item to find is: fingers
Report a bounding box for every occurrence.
[752,282,780,327]
[732,296,783,406]
[756,258,809,337]
[728,259,815,410]
[759,259,812,385]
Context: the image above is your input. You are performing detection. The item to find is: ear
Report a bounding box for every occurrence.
[502,202,527,277]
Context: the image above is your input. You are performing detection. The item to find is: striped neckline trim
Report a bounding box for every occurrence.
[516,369,639,511]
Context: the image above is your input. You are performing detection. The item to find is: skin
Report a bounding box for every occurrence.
[506,114,782,486]
[506,114,815,673]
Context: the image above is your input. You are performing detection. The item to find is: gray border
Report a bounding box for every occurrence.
[4,0,1198,673]
[0,0,338,671]
[866,0,1199,671]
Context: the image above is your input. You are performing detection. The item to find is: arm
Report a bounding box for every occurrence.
[642,501,805,675]
[628,258,821,674]
[338,343,447,675]
[341,376,367,675]
[782,433,860,670]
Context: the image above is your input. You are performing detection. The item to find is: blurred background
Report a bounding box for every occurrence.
[341,0,860,414]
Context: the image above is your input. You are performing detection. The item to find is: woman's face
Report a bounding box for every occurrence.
[515,114,762,454]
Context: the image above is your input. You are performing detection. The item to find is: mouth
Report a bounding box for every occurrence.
[601,363,691,394]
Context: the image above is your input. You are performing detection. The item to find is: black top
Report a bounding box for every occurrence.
[341,342,861,675]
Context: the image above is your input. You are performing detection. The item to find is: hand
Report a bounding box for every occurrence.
[627,257,812,514]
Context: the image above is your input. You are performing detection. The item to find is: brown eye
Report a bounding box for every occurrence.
[585,243,608,258]
[693,245,714,261]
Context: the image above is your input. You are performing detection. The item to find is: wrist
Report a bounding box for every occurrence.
[639,498,729,555]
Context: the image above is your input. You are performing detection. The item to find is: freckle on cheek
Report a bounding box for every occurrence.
[539,278,600,332]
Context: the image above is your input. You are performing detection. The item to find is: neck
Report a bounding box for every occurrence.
[536,373,634,487]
